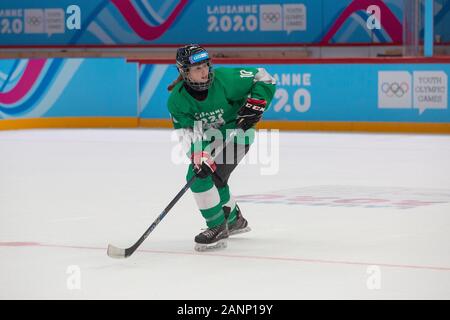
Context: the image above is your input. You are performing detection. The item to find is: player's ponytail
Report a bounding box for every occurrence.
[167,74,183,91]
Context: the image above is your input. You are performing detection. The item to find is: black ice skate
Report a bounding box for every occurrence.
[194,221,229,252]
[228,205,251,236]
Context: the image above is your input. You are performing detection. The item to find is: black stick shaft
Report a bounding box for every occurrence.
[123,176,197,257]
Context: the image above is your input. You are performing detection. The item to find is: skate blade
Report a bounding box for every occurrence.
[194,239,227,252]
[229,226,251,236]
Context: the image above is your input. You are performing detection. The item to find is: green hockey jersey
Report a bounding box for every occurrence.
[167,67,276,153]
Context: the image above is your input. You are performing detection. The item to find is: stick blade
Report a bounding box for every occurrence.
[107,244,127,259]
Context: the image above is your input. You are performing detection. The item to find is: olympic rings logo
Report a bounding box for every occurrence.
[262,12,280,23]
[26,16,42,25]
[381,82,409,97]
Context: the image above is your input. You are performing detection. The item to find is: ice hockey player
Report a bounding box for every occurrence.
[167,44,276,251]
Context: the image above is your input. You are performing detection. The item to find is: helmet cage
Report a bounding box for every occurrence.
[176,45,214,91]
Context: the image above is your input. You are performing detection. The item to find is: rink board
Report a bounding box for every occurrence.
[1,58,450,133]
[0,58,138,123]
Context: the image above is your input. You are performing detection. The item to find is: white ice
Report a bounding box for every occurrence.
[0,128,449,299]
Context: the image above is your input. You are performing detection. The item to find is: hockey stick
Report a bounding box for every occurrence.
[107,129,239,259]
[107,175,196,259]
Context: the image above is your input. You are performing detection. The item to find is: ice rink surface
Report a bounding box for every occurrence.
[0,128,449,299]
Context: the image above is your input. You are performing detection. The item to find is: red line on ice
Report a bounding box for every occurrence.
[1,241,449,272]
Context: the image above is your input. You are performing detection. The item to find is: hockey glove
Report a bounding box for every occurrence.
[236,98,267,131]
[191,151,217,179]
